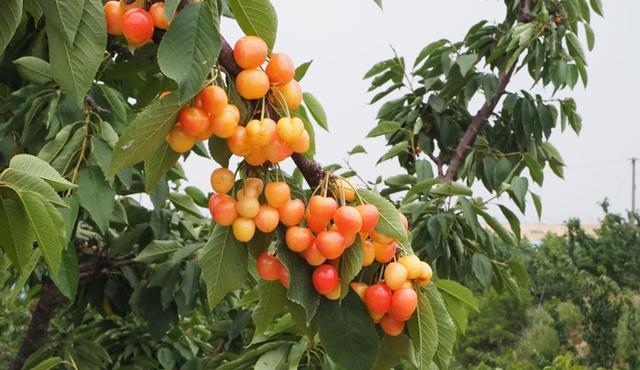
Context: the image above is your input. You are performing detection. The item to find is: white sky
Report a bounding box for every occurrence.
[185,0,640,224]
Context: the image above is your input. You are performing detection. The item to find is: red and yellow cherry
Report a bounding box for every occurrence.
[416,261,433,287]
[237,196,260,218]
[350,282,368,300]
[362,239,375,267]
[316,230,345,259]
[149,2,169,30]
[312,264,339,295]
[265,182,291,208]
[242,178,264,198]
[380,315,405,336]
[399,213,409,231]
[374,241,397,263]
[308,195,337,221]
[333,206,363,235]
[276,117,304,144]
[227,126,251,156]
[370,229,393,244]
[245,145,268,166]
[388,288,418,322]
[233,36,268,69]
[266,53,295,85]
[257,252,281,281]
[364,283,392,314]
[329,224,356,247]
[285,226,313,252]
[384,262,409,291]
[325,282,341,300]
[236,69,270,100]
[122,8,154,47]
[264,136,293,164]
[179,107,209,136]
[166,125,196,153]
[119,0,144,11]
[278,199,305,226]
[211,196,239,226]
[210,105,239,139]
[208,193,224,215]
[232,217,255,242]
[278,264,289,288]
[104,1,124,35]
[288,129,310,153]
[246,118,277,146]
[210,168,235,194]
[306,213,329,234]
[334,178,356,202]
[198,85,228,116]
[303,241,326,266]
[370,311,384,323]
[254,205,279,233]
[273,79,302,110]
[398,255,422,280]
[356,204,379,234]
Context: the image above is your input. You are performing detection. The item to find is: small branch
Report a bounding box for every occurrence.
[427,152,445,178]
[441,66,515,182]
[517,0,536,22]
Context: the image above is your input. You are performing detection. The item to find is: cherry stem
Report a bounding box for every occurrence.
[272,86,291,118]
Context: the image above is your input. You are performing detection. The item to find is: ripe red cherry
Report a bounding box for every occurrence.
[278,199,305,226]
[179,107,209,136]
[315,231,345,259]
[256,252,281,281]
[306,213,329,234]
[266,53,295,85]
[278,264,289,288]
[104,1,124,35]
[364,283,392,314]
[388,288,418,322]
[380,315,405,336]
[333,206,363,235]
[312,264,339,295]
[303,241,326,266]
[356,204,379,233]
[399,213,409,230]
[308,195,337,221]
[285,226,313,252]
[122,8,154,47]
[233,36,268,69]
[374,241,397,263]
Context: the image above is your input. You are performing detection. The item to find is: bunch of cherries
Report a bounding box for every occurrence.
[104,0,169,47]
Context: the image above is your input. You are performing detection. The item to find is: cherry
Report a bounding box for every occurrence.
[232,217,255,242]
[198,85,228,116]
[149,2,169,30]
[242,178,264,197]
[119,0,144,11]
[210,104,239,139]
[166,125,196,153]
[350,282,368,300]
[237,196,260,218]
[208,193,224,217]
[210,168,235,194]
[374,241,397,264]
[276,117,304,144]
[266,53,295,85]
[246,118,277,146]
[306,213,329,234]
[303,240,326,266]
[370,230,393,244]
[273,79,302,110]
[370,311,384,323]
[278,199,305,226]
[256,252,281,281]
[265,182,291,208]
[316,230,345,259]
[380,315,405,336]
[333,206,363,235]
[264,136,293,164]
[361,239,375,267]
[227,126,251,156]
[122,8,154,47]
[179,107,209,137]
[388,288,418,322]
[325,282,341,300]
[364,283,392,314]
[104,1,124,36]
[398,255,422,280]
[399,212,409,231]
[278,264,289,288]
[288,129,310,153]
[233,36,268,69]
[416,261,433,287]
[334,178,356,202]
[308,195,337,221]
[312,264,339,295]
[236,69,270,100]
[285,226,313,252]
[211,196,238,226]
[356,204,379,234]
[254,205,279,233]
[245,145,267,166]
[384,262,409,291]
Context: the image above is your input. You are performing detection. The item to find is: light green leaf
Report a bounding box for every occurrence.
[566,32,587,65]
[228,0,278,51]
[9,154,76,191]
[377,142,409,164]
[303,92,328,131]
[426,284,456,369]
[294,60,312,81]
[198,225,248,307]
[169,192,204,218]
[0,169,65,207]
[29,357,66,370]
[158,1,221,100]
[348,145,367,156]
[144,142,180,193]
[0,197,34,273]
[164,0,180,20]
[8,249,41,301]
[14,56,53,84]
[442,293,468,334]
[478,208,515,245]
[0,0,23,55]
[287,337,308,370]
[531,192,542,219]
[252,280,287,342]
[255,345,290,370]
[583,23,595,51]
[358,189,408,244]
[76,166,115,233]
[455,53,478,77]
[590,0,603,16]
[404,179,440,201]
[431,182,473,197]
[339,238,363,299]
[366,120,400,138]
[436,279,479,312]
[510,176,528,211]
[39,0,84,44]
[135,240,182,263]
[407,285,438,368]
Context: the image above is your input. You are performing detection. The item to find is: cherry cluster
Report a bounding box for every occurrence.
[104,0,169,47]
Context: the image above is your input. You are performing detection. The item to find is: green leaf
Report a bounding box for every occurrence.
[294,60,312,81]
[158,1,221,100]
[255,345,290,370]
[377,142,409,164]
[228,0,278,51]
[14,56,53,84]
[358,189,408,243]
[426,284,456,369]
[431,182,473,197]
[287,337,309,370]
[19,191,65,275]
[510,176,528,211]
[523,153,543,185]
[164,0,180,20]
[566,32,587,65]
[348,145,367,156]
[478,209,515,245]
[0,0,22,55]
[198,225,248,307]
[185,186,208,208]
[373,335,412,370]
[436,279,479,312]
[144,142,180,193]
[531,192,542,219]
[135,240,182,263]
[252,280,287,342]
[0,197,34,273]
[366,120,400,138]
[208,135,233,168]
[302,92,328,131]
[483,74,498,103]
[169,192,203,218]
[50,245,79,300]
[442,293,468,334]
[590,0,603,16]
[29,357,66,370]
[76,166,115,233]
[459,197,480,238]
[471,253,492,288]
[509,260,529,288]
[8,249,41,301]
[9,154,76,191]
[0,169,65,207]
[583,23,595,51]
[44,0,107,107]
[455,54,478,77]
[404,179,440,201]
[499,205,521,241]
[407,285,438,368]
[316,291,379,370]
[339,238,363,299]
[109,93,183,176]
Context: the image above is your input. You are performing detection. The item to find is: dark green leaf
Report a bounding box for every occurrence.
[0,0,22,55]
[471,253,492,288]
[303,92,328,131]
[366,120,400,138]
[252,280,287,342]
[339,238,363,299]
[14,57,53,84]
[76,166,115,233]
[377,142,409,164]
[0,197,34,273]
[407,285,438,368]
[50,245,79,300]
[436,279,479,312]
[373,335,412,370]
[144,142,180,193]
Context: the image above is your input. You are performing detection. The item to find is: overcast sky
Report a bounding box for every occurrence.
[185,0,640,224]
